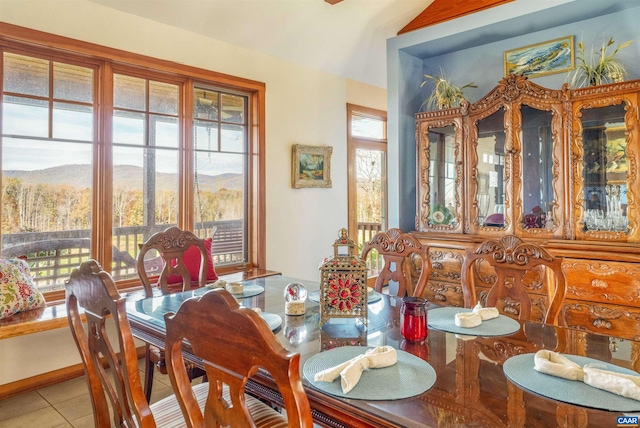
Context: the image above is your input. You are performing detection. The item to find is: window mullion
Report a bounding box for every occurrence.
[48,59,53,139]
[94,61,114,271]
[181,80,194,231]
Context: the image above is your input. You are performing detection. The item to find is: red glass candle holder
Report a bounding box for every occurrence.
[400,297,428,342]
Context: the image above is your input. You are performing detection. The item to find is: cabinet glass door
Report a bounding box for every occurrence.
[580,104,628,234]
[520,105,554,230]
[427,125,457,228]
[475,108,507,229]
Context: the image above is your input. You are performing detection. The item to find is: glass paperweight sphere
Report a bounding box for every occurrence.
[284,282,307,316]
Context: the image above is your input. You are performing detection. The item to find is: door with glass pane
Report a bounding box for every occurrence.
[347,104,387,275]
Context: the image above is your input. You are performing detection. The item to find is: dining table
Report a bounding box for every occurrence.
[125,274,640,428]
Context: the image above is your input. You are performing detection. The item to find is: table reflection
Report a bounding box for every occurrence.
[126,275,640,428]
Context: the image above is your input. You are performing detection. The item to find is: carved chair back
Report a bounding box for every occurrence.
[461,235,566,324]
[66,260,156,428]
[137,226,208,298]
[136,226,210,401]
[360,228,431,297]
[164,289,313,427]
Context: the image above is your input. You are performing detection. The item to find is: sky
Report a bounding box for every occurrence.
[2,101,244,176]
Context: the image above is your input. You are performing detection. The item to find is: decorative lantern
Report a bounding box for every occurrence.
[319,228,368,327]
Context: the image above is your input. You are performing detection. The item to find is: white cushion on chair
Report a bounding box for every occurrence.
[150,382,288,427]
[150,382,209,428]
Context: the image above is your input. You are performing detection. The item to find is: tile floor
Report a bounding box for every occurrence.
[0,360,176,428]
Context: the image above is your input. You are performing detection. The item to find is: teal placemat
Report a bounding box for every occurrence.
[427,306,520,336]
[261,312,282,331]
[308,289,382,304]
[303,346,435,400]
[504,353,640,412]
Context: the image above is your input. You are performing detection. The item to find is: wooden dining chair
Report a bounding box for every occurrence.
[137,226,212,298]
[360,228,432,298]
[65,259,207,427]
[460,235,567,324]
[164,288,313,427]
[136,226,213,402]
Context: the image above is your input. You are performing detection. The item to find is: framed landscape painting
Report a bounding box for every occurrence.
[292,144,333,188]
[504,36,574,79]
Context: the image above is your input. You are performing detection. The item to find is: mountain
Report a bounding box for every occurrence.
[4,164,243,192]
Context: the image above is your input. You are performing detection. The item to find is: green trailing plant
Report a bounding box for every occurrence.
[420,69,477,111]
[570,37,633,87]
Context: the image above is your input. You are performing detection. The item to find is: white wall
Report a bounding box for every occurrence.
[0,0,386,385]
[346,79,387,111]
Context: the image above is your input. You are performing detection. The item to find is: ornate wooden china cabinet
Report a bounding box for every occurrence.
[415,74,640,340]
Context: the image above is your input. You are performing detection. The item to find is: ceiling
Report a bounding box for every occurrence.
[88,0,433,89]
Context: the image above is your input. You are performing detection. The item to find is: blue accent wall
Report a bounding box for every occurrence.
[386,0,640,231]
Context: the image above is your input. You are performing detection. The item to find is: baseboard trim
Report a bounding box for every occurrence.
[0,346,147,400]
[0,364,84,400]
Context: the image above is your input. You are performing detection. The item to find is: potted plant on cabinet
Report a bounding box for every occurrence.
[420,68,477,111]
[569,37,633,87]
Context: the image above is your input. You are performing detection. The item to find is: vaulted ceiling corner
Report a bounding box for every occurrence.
[398,0,514,35]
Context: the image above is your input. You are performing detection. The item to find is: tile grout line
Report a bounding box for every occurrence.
[36,388,78,426]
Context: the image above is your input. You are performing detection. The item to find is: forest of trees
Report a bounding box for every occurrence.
[1,172,243,234]
[356,148,383,224]
[2,178,92,233]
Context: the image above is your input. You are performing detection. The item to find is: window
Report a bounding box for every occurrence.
[0,25,265,301]
[346,104,387,274]
[111,73,182,281]
[192,87,248,265]
[1,52,96,292]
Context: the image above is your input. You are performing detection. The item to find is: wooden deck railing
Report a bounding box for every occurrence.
[1,220,244,292]
[3,220,374,291]
[357,222,383,275]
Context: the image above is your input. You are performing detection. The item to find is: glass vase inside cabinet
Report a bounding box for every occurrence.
[416,118,463,233]
[573,99,637,241]
[515,104,564,237]
[470,106,509,234]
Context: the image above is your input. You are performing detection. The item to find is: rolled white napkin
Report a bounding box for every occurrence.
[455,312,482,328]
[584,365,640,401]
[207,279,227,289]
[314,346,398,394]
[533,350,640,401]
[225,282,244,294]
[454,302,500,328]
[534,349,583,381]
[475,303,500,321]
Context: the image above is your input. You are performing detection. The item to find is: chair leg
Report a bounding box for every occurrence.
[144,345,155,402]
[185,365,207,383]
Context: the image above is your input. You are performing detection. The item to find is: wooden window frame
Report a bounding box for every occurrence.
[346,103,388,242]
[0,23,266,303]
